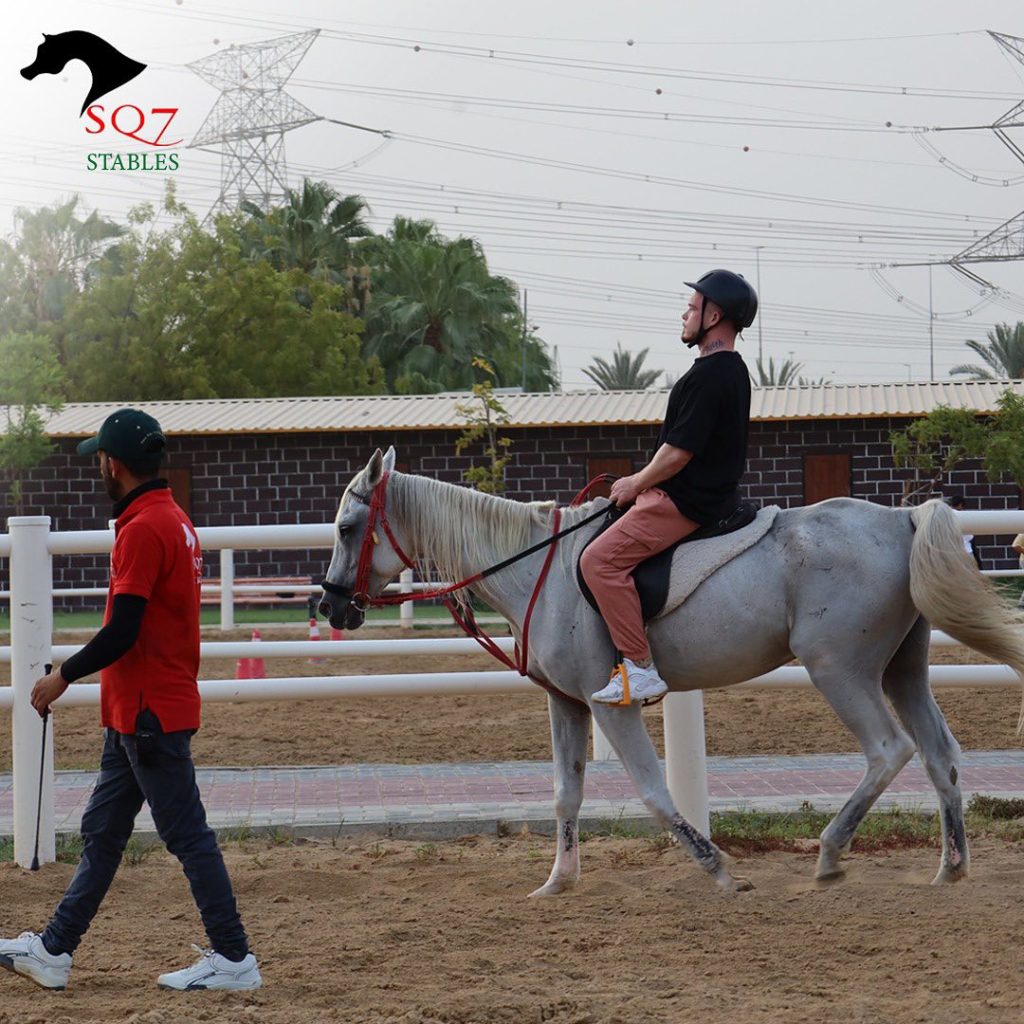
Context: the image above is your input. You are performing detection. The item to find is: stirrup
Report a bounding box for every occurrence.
[610,662,631,707]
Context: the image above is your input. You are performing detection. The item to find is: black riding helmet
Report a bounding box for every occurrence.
[683,269,759,348]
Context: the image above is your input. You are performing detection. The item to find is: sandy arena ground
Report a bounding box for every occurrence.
[2,833,1024,1024]
[0,626,1019,771]
[3,626,1024,1022]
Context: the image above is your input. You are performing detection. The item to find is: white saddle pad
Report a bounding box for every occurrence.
[655,505,780,619]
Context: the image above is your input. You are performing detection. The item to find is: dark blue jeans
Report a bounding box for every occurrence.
[42,714,249,961]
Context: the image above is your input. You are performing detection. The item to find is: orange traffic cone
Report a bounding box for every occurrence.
[308,617,323,664]
[234,651,252,680]
[249,628,266,679]
[329,626,344,641]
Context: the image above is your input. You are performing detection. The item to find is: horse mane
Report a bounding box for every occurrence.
[388,474,615,612]
[387,473,554,590]
[343,466,605,609]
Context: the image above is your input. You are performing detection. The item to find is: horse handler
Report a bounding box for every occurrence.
[0,408,261,992]
[581,269,757,705]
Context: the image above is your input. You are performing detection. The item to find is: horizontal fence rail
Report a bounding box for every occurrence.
[0,509,1018,557]
[0,663,1018,711]
[0,629,987,664]
[0,579,440,600]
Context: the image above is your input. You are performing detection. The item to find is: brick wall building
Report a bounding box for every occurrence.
[5,383,1023,605]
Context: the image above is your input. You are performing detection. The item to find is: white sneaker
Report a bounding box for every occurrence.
[157,945,262,991]
[0,931,72,990]
[592,658,669,705]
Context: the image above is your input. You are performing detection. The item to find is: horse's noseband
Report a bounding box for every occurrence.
[319,577,366,610]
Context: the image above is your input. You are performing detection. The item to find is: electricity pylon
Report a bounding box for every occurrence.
[188,30,322,216]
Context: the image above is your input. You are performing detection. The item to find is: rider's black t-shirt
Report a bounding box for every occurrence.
[654,350,751,525]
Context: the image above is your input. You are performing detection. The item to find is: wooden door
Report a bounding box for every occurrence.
[586,457,633,499]
[165,467,192,516]
[803,453,850,505]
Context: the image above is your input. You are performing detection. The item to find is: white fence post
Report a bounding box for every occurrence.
[399,569,414,629]
[592,720,617,761]
[9,516,54,868]
[220,548,235,630]
[663,691,710,836]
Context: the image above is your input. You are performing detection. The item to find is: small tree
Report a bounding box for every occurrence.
[0,332,64,513]
[891,391,1024,504]
[889,406,987,504]
[454,358,513,494]
[978,390,1024,492]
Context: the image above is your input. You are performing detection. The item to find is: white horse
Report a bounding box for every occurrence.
[319,448,1024,894]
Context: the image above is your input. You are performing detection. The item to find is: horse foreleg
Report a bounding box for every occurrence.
[529,692,591,898]
[590,703,752,893]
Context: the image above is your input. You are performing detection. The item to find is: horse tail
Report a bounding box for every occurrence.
[909,498,1024,729]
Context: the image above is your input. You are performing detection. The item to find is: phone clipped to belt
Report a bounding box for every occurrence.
[134,708,162,766]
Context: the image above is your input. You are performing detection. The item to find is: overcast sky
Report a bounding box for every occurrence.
[4,0,1024,390]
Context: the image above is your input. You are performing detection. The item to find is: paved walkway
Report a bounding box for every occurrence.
[3,751,1024,839]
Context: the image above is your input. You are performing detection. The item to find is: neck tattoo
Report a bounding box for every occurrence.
[702,339,725,355]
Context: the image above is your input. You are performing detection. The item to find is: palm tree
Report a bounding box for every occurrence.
[950,322,1024,380]
[241,179,372,276]
[363,221,550,392]
[582,343,661,390]
[750,356,824,386]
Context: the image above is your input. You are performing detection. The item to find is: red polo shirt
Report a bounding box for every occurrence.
[100,487,203,734]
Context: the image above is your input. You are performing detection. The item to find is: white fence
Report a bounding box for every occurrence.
[4,509,1024,866]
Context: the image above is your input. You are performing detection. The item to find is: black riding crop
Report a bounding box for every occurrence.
[30,663,52,872]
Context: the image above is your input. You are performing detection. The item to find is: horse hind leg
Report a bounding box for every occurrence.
[882,616,968,885]
[529,692,591,898]
[801,650,916,882]
[590,703,752,893]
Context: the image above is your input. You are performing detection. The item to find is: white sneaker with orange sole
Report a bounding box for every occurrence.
[592,658,668,705]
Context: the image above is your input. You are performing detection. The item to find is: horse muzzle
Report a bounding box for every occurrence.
[318,582,366,631]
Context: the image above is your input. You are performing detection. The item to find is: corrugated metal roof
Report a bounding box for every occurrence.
[27,380,1024,436]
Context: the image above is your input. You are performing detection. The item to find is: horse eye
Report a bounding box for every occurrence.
[338,524,351,538]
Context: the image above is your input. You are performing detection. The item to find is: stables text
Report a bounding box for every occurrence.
[87,152,180,171]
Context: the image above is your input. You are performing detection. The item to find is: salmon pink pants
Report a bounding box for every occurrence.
[580,487,700,663]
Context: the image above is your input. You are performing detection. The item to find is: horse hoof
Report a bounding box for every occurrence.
[713,868,754,893]
[815,847,846,883]
[814,867,845,885]
[930,866,968,885]
[528,878,576,898]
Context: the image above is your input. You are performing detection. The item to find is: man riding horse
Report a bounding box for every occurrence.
[582,268,758,705]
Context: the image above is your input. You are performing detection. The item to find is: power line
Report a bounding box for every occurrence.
[86,0,1024,118]
[322,29,1020,102]
[339,127,1006,223]
[88,0,982,51]
[339,169,1001,234]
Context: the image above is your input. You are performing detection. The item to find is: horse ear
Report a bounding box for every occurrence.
[43,33,50,39]
[365,448,384,486]
[382,446,397,473]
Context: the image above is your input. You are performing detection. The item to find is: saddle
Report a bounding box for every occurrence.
[576,500,760,621]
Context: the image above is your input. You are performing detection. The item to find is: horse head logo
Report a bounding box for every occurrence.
[21,31,147,116]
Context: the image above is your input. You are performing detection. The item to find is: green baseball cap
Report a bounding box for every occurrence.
[76,408,167,460]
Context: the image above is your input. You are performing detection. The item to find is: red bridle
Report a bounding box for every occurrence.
[335,470,571,699]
